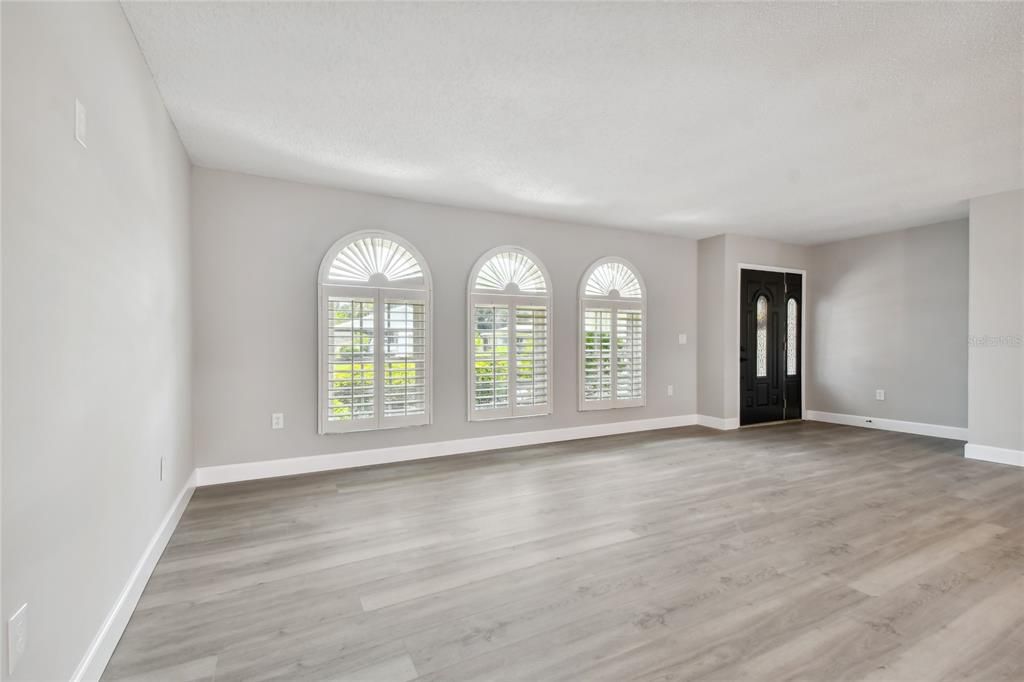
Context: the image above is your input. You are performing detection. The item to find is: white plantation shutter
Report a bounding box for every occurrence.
[325,296,376,426]
[327,236,423,283]
[383,299,427,422]
[616,308,643,401]
[468,248,552,420]
[515,305,549,408]
[583,307,613,402]
[318,232,431,433]
[580,258,646,410]
[585,261,643,299]
[472,304,511,413]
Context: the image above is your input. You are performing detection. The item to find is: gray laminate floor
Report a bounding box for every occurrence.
[103,422,1024,681]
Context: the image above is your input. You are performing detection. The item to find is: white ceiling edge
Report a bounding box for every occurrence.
[194,162,982,249]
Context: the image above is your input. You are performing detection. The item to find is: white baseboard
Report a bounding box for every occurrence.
[196,414,699,487]
[696,415,740,430]
[71,471,196,682]
[805,410,967,441]
[965,442,1024,467]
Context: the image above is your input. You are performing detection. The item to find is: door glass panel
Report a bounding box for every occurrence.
[755,295,768,378]
[786,298,798,376]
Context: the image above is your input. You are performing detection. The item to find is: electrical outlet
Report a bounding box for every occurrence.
[271,413,285,430]
[8,603,27,675]
[875,389,886,401]
[678,333,687,345]
[667,384,674,397]
[75,99,87,148]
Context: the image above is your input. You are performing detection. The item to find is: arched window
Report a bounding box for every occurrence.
[468,247,552,420]
[318,231,431,433]
[579,258,646,410]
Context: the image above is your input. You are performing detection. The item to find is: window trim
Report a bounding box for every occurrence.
[466,246,553,422]
[317,231,433,434]
[578,257,647,411]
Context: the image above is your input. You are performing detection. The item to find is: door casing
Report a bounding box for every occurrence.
[736,263,807,425]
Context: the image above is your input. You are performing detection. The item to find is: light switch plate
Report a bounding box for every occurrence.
[75,99,87,148]
[271,413,285,430]
[875,389,886,401]
[678,333,687,345]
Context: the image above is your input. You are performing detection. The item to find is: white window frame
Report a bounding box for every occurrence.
[578,257,647,411]
[467,246,553,421]
[317,230,432,434]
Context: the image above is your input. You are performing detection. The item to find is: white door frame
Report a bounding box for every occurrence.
[736,263,808,425]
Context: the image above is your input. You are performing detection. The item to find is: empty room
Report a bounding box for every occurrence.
[2,1,1023,680]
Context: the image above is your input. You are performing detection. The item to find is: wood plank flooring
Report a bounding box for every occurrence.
[103,422,1024,681]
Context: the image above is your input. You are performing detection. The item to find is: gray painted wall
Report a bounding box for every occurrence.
[807,220,969,428]
[191,168,698,468]
[697,236,726,417]
[1,3,192,680]
[968,190,1023,451]
[696,234,810,421]
[722,236,810,421]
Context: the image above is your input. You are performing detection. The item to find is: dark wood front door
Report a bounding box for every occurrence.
[740,269,802,425]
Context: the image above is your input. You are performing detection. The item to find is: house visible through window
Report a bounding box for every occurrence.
[318,232,431,433]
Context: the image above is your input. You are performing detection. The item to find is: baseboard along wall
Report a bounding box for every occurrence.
[804,410,968,441]
[964,442,1024,467]
[195,414,700,486]
[71,471,196,682]
[194,410,976,489]
[696,415,740,430]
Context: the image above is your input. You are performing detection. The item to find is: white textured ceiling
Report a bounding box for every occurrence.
[122,1,1022,243]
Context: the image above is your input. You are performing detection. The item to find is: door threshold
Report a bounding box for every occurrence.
[739,419,803,429]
